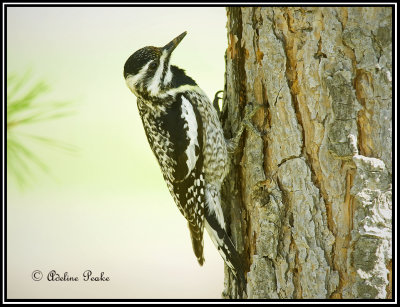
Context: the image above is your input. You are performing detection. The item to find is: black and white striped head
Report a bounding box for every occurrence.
[124,31,187,99]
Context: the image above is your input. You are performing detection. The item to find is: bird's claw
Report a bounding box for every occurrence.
[213,90,224,116]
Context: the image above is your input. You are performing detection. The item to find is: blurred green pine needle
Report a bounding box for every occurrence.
[7,72,76,188]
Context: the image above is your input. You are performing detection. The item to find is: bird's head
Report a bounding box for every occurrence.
[124,31,187,99]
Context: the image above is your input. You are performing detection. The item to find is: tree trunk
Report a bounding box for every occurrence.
[221,7,392,299]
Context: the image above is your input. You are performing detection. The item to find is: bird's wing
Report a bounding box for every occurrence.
[164,94,206,265]
[139,94,206,265]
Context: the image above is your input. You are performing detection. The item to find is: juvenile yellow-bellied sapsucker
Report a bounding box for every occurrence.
[123,32,246,287]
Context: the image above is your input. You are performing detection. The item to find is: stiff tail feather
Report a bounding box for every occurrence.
[204,213,246,290]
[188,221,205,265]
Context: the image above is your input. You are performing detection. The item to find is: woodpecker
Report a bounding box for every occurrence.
[123,32,246,287]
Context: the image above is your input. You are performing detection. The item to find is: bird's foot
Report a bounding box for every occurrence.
[213,90,224,118]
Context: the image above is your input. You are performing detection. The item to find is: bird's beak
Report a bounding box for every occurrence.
[162,31,187,56]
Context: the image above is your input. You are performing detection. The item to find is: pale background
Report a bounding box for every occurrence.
[6,6,228,299]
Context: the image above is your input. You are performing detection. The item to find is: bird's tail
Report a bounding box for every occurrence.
[188,220,205,266]
[204,214,246,290]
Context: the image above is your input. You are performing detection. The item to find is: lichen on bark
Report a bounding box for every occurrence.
[221,6,392,299]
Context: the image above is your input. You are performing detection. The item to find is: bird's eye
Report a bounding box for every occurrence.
[149,62,158,70]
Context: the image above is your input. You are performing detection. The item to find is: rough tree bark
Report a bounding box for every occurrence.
[220,7,392,299]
